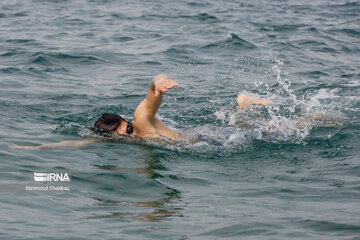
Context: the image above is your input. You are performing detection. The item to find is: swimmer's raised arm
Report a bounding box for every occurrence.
[9,139,97,150]
[135,74,179,120]
[132,74,182,140]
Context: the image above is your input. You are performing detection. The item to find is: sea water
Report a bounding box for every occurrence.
[0,0,359,239]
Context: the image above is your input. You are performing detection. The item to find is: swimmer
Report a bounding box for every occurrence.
[10,74,182,149]
[9,75,341,149]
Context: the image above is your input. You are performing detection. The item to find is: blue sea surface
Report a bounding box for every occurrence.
[0,0,359,239]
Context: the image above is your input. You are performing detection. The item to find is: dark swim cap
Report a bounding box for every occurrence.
[94,113,125,132]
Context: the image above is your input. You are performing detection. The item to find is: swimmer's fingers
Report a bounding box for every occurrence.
[166,79,179,88]
[155,79,179,96]
[160,79,178,90]
[163,80,179,91]
[9,144,20,149]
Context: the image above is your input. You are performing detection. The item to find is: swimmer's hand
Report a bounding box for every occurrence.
[9,144,44,150]
[152,74,179,97]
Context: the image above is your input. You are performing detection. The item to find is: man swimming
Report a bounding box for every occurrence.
[94,74,182,140]
[10,74,185,149]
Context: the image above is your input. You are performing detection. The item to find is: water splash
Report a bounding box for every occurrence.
[211,58,345,149]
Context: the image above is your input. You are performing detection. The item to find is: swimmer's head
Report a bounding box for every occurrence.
[94,113,135,136]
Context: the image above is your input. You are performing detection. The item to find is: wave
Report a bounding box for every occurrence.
[0,67,23,74]
[331,28,360,38]
[179,13,218,22]
[202,33,256,51]
[299,219,360,233]
[294,70,329,79]
[251,22,307,33]
[5,39,41,45]
[112,34,134,42]
[329,1,360,8]
[164,45,207,64]
[23,52,105,66]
